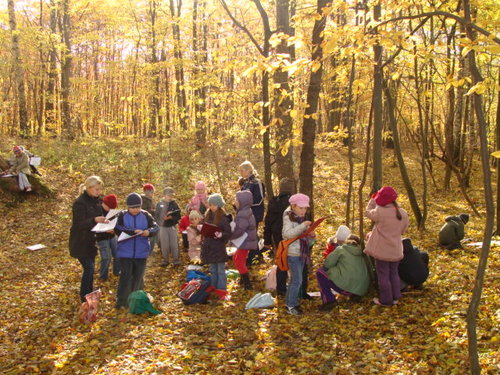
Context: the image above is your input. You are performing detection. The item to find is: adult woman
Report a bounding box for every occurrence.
[69,176,107,302]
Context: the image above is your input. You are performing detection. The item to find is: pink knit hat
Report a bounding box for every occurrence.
[374,186,398,206]
[195,181,206,190]
[13,145,21,153]
[289,193,310,208]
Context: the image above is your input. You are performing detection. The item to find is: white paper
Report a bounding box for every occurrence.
[106,209,121,219]
[231,232,248,248]
[91,218,117,232]
[29,156,41,166]
[27,244,46,251]
[0,174,15,178]
[468,240,500,247]
[118,232,132,242]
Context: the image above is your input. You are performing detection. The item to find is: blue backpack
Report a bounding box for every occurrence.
[178,279,211,305]
[186,270,210,282]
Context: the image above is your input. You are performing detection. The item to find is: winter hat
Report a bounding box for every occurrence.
[335,225,351,242]
[102,194,118,209]
[459,213,469,224]
[289,193,310,208]
[163,187,175,196]
[13,145,21,153]
[189,210,203,220]
[374,186,398,206]
[208,193,225,208]
[279,178,295,195]
[126,193,142,208]
[143,183,155,192]
[195,181,206,190]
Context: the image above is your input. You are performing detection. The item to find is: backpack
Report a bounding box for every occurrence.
[178,279,211,305]
[275,238,299,271]
[186,270,210,282]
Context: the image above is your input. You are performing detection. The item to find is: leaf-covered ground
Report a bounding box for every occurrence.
[0,137,498,374]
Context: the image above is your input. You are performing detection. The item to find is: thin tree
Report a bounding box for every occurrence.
[7,0,29,136]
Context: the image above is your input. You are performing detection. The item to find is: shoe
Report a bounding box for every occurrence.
[373,297,393,306]
[241,273,253,290]
[318,301,336,311]
[25,187,32,192]
[287,306,303,315]
[301,293,313,300]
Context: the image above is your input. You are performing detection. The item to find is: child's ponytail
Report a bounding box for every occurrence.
[394,201,402,220]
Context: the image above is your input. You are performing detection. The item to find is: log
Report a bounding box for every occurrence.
[0,174,54,197]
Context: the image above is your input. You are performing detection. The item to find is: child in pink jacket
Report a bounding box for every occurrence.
[364,186,409,306]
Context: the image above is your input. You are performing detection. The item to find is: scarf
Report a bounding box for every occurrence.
[290,212,311,265]
[190,193,208,212]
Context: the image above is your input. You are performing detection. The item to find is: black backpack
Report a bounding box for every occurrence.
[177,279,211,305]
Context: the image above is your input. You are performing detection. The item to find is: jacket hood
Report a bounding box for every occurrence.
[236,190,253,210]
[343,243,363,256]
[445,215,461,223]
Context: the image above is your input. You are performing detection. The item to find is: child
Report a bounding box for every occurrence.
[155,187,181,266]
[399,238,429,290]
[263,177,295,296]
[187,210,203,261]
[238,161,265,266]
[201,194,232,291]
[178,204,191,251]
[316,235,371,311]
[364,186,409,306]
[141,184,158,251]
[114,193,159,309]
[188,181,208,214]
[1,146,32,192]
[323,225,351,259]
[230,190,258,290]
[96,194,120,280]
[282,193,313,315]
[438,213,469,250]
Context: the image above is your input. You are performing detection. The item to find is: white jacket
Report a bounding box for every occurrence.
[281,207,308,257]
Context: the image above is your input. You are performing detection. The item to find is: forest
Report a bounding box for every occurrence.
[0,0,498,374]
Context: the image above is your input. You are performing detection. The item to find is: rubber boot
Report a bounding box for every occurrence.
[241,273,253,290]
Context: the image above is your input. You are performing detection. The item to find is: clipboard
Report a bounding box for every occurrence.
[299,217,326,238]
[200,223,220,237]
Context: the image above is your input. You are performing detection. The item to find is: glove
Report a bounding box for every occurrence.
[214,231,222,239]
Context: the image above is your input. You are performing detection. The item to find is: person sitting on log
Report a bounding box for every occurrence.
[1,145,32,192]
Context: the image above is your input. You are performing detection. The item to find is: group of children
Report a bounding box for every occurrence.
[75,159,465,315]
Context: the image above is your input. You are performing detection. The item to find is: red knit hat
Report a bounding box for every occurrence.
[374,186,398,206]
[102,194,118,209]
[13,145,21,153]
[143,183,155,192]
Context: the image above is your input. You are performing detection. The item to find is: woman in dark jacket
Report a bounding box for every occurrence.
[201,194,232,290]
[69,176,107,302]
[238,161,265,266]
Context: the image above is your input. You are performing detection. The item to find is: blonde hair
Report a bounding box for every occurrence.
[239,160,258,177]
[79,175,103,195]
[189,210,203,221]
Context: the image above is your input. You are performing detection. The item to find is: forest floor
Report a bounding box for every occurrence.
[0,136,498,374]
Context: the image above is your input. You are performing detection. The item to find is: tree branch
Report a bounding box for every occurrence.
[219,0,264,56]
[377,11,500,45]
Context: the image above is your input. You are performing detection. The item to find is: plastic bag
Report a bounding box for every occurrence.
[245,293,275,309]
[78,289,101,324]
[265,265,277,290]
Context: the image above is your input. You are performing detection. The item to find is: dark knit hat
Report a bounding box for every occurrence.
[143,183,155,192]
[126,193,142,208]
[102,194,118,209]
[459,213,469,224]
[163,187,175,196]
[279,177,295,195]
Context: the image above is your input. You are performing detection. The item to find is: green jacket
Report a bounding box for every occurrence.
[324,243,371,296]
[439,216,464,246]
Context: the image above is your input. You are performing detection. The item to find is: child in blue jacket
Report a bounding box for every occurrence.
[114,193,159,309]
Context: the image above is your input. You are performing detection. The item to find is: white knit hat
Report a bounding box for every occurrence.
[335,225,351,242]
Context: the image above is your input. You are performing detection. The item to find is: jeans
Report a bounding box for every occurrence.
[209,263,227,290]
[286,256,304,308]
[375,259,401,305]
[116,258,147,308]
[77,257,95,302]
[98,237,119,279]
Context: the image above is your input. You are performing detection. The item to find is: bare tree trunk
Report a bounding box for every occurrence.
[148,0,160,137]
[298,0,329,215]
[45,0,58,134]
[60,0,74,139]
[192,0,207,147]
[463,1,495,374]
[274,0,295,181]
[7,0,29,136]
[371,2,383,192]
[345,56,356,227]
[496,69,500,235]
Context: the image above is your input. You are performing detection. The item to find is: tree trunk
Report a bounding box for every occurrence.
[192,0,207,147]
[371,2,383,192]
[60,0,74,139]
[345,57,356,227]
[298,0,329,215]
[7,0,29,136]
[45,0,58,135]
[148,0,160,137]
[496,69,500,235]
[462,1,495,374]
[274,0,295,181]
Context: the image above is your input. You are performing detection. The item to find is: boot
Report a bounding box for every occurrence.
[241,273,253,290]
